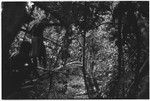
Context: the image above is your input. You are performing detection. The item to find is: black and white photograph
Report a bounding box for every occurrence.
[2,1,149,99]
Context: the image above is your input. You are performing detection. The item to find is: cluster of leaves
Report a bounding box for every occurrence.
[85,11,118,98]
[9,4,46,57]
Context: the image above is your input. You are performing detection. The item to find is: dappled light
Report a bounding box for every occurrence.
[2,1,149,99]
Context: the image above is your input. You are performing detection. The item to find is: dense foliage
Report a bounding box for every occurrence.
[2,1,149,99]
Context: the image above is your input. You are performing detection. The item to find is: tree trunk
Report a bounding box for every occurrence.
[82,32,92,98]
[127,9,141,98]
[111,16,125,98]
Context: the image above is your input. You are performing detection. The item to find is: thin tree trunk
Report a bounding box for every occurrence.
[133,13,141,98]
[82,32,92,98]
[111,16,124,98]
[127,10,141,98]
[118,16,125,98]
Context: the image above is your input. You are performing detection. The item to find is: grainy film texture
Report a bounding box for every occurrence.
[2,1,149,99]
